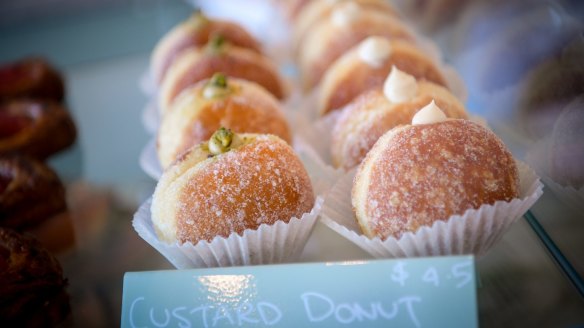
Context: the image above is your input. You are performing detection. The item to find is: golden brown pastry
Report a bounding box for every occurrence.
[157,73,291,169]
[298,2,414,90]
[151,10,262,85]
[0,99,76,159]
[318,37,448,116]
[159,36,286,113]
[293,0,397,53]
[0,155,67,230]
[0,57,65,103]
[332,67,467,169]
[282,0,312,21]
[352,104,519,240]
[0,227,70,326]
[152,128,314,245]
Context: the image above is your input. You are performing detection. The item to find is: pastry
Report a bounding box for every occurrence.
[0,57,65,102]
[159,36,286,113]
[0,154,67,230]
[151,10,262,85]
[298,2,414,90]
[282,0,312,21]
[151,128,314,245]
[352,103,519,240]
[332,67,467,169]
[0,99,76,159]
[157,73,291,169]
[318,37,448,115]
[293,0,397,53]
[0,227,70,326]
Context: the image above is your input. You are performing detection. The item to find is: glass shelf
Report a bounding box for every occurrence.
[1,0,582,326]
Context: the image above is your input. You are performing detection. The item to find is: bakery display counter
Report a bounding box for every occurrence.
[1,0,583,327]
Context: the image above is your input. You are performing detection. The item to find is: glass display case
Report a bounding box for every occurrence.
[1,0,582,326]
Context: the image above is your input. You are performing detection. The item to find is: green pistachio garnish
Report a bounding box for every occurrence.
[206,34,227,54]
[202,73,232,99]
[208,127,238,155]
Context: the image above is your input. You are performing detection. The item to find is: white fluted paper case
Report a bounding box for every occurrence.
[133,141,342,269]
[320,160,544,258]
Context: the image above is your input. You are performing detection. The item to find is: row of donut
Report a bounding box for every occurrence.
[148,10,296,170]
[0,57,74,326]
[282,0,465,168]
[145,9,316,248]
[282,0,532,244]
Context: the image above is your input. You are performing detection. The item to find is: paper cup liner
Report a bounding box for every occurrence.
[320,160,544,258]
[139,137,162,180]
[141,99,160,135]
[133,196,323,269]
[139,69,156,97]
[526,138,584,213]
[133,139,341,268]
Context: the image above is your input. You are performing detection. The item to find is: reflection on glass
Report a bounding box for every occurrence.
[198,274,257,305]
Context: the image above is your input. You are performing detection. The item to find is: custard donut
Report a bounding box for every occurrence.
[352,105,519,240]
[318,37,447,116]
[298,2,414,90]
[0,57,65,102]
[159,37,285,112]
[152,129,315,245]
[157,74,291,169]
[332,67,467,170]
[151,10,261,85]
[293,0,397,53]
[0,99,76,159]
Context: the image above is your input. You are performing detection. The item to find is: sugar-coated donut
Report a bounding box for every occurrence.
[159,36,285,112]
[352,111,519,240]
[151,10,261,85]
[152,129,315,245]
[298,3,413,90]
[0,99,77,159]
[318,37,448,116]
[157,74,291,169]
[332,67,467,170]
[0,57,65,102]
[293,0,397,54]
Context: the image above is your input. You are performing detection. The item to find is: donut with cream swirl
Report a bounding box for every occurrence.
[157,73,291,169]
[151,129,315,245]
[151,10,261,85]
[298,3,414,91]
[331,67,467,169]
[318,37,448,116]
[159,36,286,113]
[293,0,397,55]
[352,105,519,240]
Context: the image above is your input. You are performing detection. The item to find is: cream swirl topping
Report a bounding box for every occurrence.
[412,100,447,125]
[383,66,418,103]
[357,37,392,67]
[331,2,361,27]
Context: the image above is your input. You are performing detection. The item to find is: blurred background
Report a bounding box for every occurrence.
[1,0,583,326]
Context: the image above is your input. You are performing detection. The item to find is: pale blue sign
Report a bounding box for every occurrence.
[122,256,477,328]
